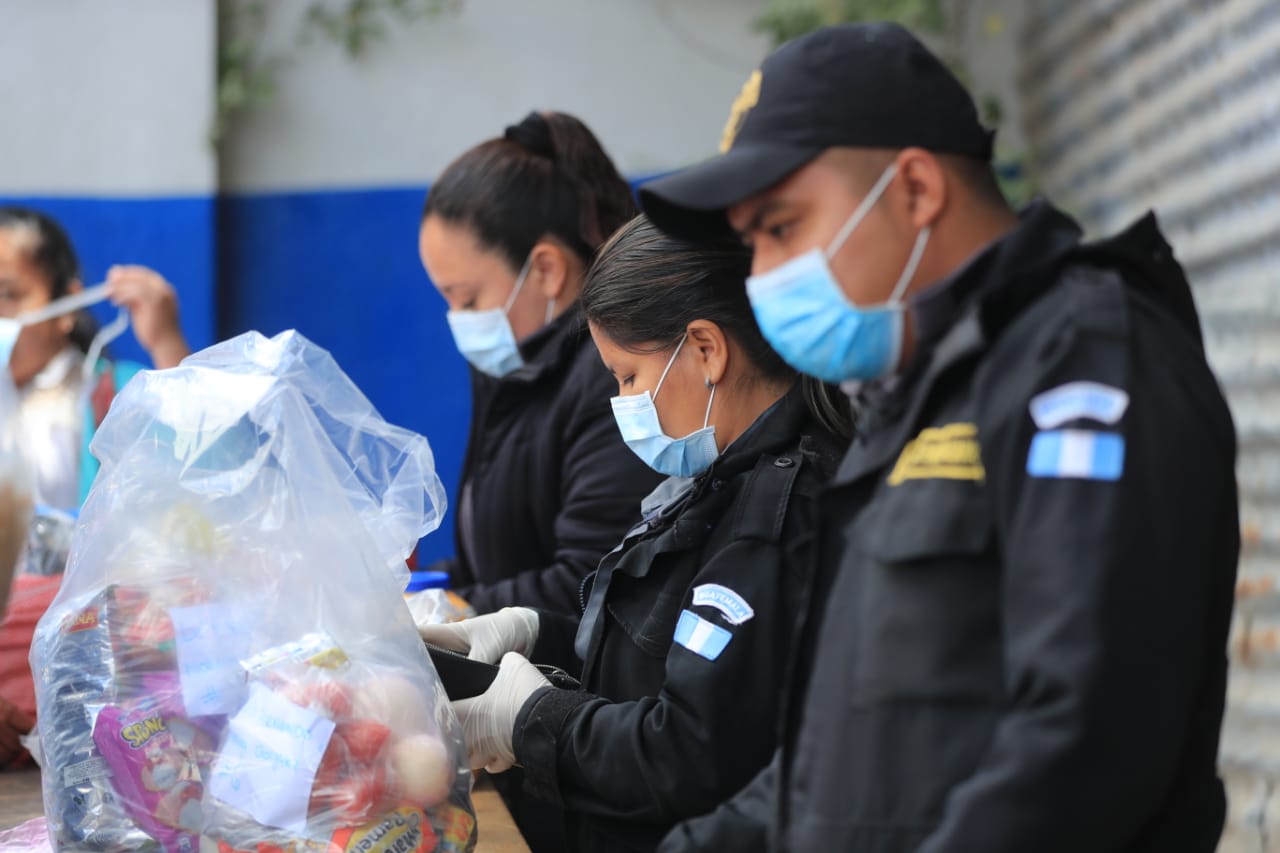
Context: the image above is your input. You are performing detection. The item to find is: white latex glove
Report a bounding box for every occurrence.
[453,652,550,773]
[419,606,539,664]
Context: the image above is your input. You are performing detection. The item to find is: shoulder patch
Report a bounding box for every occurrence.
[1029,381,1129,430]
[674,610,733,661]
[1027,429,1125,481]
[691,584,754,625]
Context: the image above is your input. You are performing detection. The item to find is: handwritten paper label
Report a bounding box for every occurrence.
[209,682,334,834]
[170,603,252,716]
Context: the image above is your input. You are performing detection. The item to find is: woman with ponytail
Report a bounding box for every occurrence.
[418,110,663,851]
[418,111,662,617]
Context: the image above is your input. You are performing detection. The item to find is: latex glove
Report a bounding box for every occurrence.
[453,652,550,773]
[420,606,539,664]
[106,265,190,368]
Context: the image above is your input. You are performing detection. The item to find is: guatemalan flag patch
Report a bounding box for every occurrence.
[1027,429,1125,481]
[674,610,733,661]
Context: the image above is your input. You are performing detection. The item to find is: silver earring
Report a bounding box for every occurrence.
[705,377,713,388]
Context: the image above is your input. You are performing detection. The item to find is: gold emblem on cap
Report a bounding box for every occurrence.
[719,69,762,154]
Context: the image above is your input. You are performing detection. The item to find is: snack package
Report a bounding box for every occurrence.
[32,331,471,853]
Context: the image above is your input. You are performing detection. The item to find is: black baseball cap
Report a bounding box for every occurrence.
[639,22,994,240]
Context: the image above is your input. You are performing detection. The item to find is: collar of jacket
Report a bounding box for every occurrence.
[622,380,811,541]
[704,379,810,480]
[912,201,1084,348]
[499,300,590,385]
[839,202,1084,485]
[573,380,813,662]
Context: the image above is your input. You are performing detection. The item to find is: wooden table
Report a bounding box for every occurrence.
[0,769,529,852]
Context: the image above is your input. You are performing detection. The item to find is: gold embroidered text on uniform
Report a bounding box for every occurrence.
[888,422,985,485]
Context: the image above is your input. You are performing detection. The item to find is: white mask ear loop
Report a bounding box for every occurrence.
[651,334,689,403]
[888,225,931,306]
[826,162,899,258]
[502,255,535,313]
[80,308,130,388]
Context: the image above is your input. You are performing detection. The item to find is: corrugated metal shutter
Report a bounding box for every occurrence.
[1018,1,1280,848]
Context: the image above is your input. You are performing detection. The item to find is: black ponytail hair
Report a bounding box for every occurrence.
[582,215,854,440]
[0,206,98,353]
[422,110,636,272]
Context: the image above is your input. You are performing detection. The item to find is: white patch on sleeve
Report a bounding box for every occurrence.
[691,584,755,625]
[1029,382,1129,430]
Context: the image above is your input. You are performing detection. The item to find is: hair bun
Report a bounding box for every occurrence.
[503,111,556,160]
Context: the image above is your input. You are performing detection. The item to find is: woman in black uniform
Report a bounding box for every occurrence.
[418,111,663,615]
[423,215,851,852]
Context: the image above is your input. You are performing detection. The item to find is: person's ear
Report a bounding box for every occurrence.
[686,319,729,387]
[894,147,947,230]
[529,239,571,301]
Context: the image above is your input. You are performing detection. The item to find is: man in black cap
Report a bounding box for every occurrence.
[643,22,1238,853]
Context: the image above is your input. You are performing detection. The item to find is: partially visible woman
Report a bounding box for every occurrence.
[423,216,852,852]
[417,111,663,615]
[0,205,191,768]
[0,206,190,508]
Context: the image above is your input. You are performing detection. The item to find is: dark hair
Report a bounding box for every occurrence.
[583,215,853,439]
[0,206,98,352]
[422,111,636,272]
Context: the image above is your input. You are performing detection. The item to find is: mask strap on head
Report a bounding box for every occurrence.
[503,255,535,314]
[826,162,900,258]
[80,309,131,388]
[652,333,689,402]
[888,225,931,306]
[702,381,716,429]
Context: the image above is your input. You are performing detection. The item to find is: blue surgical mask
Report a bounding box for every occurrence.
[446,256,554,378]
[610,335,720,478]
[745,163,931,383]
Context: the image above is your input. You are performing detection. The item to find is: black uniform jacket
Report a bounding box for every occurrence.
[663,203,1239,853]
[514,383,846,852]
[429,304,663,614]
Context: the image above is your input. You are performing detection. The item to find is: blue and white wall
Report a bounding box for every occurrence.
[0,0,770,562]
[0,2,218,366]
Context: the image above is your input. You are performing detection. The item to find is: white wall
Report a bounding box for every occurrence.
[0,0,216,195]
[221,0,772,191]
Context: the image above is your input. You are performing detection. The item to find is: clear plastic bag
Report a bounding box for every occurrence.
[405,589,475,627]
[32,330,474,853]
[0,817,53,853]
[0,371,34,616]
[22,506,76,577]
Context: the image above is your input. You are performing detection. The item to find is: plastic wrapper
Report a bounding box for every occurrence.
[0,371,34,616]
[22,506,76,577]
[405,590,475,628]
[32,330,472,853]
